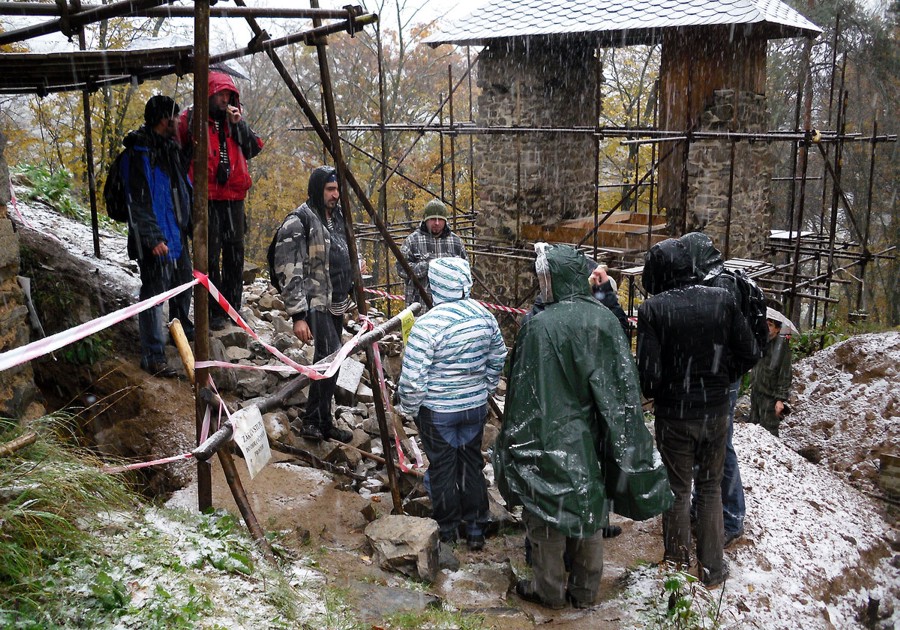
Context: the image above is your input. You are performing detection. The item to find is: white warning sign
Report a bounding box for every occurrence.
[230,405,271,479]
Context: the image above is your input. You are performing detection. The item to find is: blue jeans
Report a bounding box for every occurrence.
[415,404,489,541]
[169,239,194,339]
[722,381,746,536]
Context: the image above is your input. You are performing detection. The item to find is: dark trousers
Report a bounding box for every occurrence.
[523,511,604,608]
[415,404,489,541]
[750,390,781,436]
[693,382,745,537]
[655,412,728,583]
[170,238,194,338]
[302,310,343,433]
[137,253,174,367]
[208,199,245,320]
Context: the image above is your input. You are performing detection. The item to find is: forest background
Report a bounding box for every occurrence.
[0,0,897,325]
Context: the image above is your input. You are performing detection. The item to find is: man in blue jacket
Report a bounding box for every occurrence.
[120,95,193,377]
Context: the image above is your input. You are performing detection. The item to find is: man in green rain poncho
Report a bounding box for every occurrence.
[494,244,673,610]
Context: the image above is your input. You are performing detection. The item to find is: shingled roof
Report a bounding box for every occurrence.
[425,0,821,47]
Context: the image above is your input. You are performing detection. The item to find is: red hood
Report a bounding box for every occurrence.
[208,71,240,108]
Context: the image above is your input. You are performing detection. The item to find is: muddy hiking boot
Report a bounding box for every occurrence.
[701,559,730,589]
[299,424,324,441]
[724,527,744,548]
[467,533,485,551]
[566,590,592,609]
[143,361,178,378]
[603,525,622,538]
[327,427,354,444]
[515,579,565,610]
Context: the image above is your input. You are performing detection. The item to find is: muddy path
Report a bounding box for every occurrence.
[167,447,668,628]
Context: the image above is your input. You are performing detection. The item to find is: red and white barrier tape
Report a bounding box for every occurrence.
[370,341,424,473]
[8,173,36,233]
[193,271,369,380]
[102,452,194,474]
[0,278,198,374]
[363,287,405,302]
[362,286,527,315]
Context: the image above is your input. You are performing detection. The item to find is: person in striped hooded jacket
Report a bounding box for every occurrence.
[397,256,507,550]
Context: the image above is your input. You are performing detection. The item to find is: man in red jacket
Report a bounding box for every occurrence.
[178,71,264,329]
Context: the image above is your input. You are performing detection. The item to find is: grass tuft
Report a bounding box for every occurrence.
[0,414,136,621]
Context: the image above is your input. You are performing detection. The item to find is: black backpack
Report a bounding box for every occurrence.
[266,209,307,293]
[721,268,769,354]
[103,151,132,222]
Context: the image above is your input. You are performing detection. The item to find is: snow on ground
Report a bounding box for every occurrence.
[785,332,900,497]
[607,421,899,629]
[727,422,894,627]
[9,183,141,299]
[78,508,332,630]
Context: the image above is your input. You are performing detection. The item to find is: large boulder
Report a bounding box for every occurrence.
[365,515,439,582]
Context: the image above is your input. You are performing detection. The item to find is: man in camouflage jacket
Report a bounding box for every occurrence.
[272,165,353,443]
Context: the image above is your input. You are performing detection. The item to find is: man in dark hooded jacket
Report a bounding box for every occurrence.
[178,71,264,329]
[271,166,353,443]
[637,238,759,588]
[679,232,765,546]
[120,95,193,377]
[496,244,672,609]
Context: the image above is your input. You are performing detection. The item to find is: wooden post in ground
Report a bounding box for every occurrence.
[169,320,275,564]
[191,0,213,513]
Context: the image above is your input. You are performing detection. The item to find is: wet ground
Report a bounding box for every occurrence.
[168,449,668,628]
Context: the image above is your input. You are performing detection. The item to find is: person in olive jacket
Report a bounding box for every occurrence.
[495,244,672,610]
[749,315,793,436]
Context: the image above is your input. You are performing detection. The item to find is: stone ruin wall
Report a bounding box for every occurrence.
[473,40,598,314]
[685,89,773,259]
[0,129,41,419]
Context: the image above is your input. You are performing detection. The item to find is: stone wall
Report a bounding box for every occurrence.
[685,89,773,259]
[0,129,41,419]
[473,39,598,309]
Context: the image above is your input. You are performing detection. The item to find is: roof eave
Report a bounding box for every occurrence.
[425,19,822,49]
